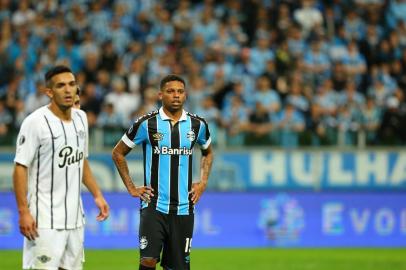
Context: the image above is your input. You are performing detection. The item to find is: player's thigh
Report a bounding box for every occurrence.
[162,214,194,270]
[23,228,68,270]
[139,206,168,260]
[60,227,84,270]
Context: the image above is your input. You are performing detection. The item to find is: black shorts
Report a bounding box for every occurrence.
[139,205,194,270]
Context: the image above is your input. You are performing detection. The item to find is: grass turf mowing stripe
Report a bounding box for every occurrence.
[1,248,405,270]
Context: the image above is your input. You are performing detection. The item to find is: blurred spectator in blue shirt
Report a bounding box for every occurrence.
[336,104,360,146]
[147,7,174,43]
[308,103,330,146]
[222,95,249,146]
[97,101,126,146]
[361,97,381,145]
[342,40,366,86]
[343,9,365,41]
[304,39,331,86]
[286,80,310,116]
[197,96,221,145]
[88,1,111,43]
[273,102,305,147]
[24,81,48,115]
[314,79,338,117]
[191,6,219,44]
[386,0,406,29]
[338,80,365,108]
[367,79,392,108]
[253,75,281,115]
[203,52,234,85]
[186,76,210,112]
[105,77,140,124]
[287,25,306,59]
[249,35,274,76]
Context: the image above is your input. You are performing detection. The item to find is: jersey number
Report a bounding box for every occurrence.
[185,237,192,253]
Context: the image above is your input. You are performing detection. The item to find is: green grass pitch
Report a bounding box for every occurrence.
[1,248,405,269]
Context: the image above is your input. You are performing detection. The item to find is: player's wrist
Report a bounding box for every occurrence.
[200,181,208,189]
[92,190,104,199]
[18,207,30,215]
[128,184,138,194]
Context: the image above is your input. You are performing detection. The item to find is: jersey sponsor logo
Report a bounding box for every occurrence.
[152,132,164,141]
[186,130,195,141]
[58,146,84,168]
[18,135,25,145]
[153,146,193,155]
[37,255,51,263]
[139,236,148,249]
[128,125,133,134]
[77,130,86,139]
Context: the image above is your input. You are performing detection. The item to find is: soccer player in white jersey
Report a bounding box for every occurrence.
[13,65,110,270]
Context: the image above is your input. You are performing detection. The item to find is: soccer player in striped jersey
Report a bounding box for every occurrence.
[13,65,109,270]
[112,74,214,270]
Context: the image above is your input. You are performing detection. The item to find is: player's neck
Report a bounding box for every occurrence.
[163,107,182,122]
[48,103,72,121]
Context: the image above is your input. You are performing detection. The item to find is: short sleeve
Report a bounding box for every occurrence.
[196,120,211,150]
[122,120,148,148]
[14,116,40,167]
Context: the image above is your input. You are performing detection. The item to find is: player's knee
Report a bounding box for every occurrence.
[140,257,158,268]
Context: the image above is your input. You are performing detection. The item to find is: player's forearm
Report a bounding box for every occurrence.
[82,159,103,199]
[112,149,136,192]
[12,164,29,214]
[200,147,214,187]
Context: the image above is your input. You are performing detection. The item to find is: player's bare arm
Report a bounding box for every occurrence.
[82,159,109,221]
[12,163,38,241]
[112,140,154,202]
[190,145,214,204]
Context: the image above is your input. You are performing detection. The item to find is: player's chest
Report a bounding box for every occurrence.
[39,119,86,152]
[149,122,196,147]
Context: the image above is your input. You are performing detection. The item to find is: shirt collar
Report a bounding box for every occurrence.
[159,107,187,122]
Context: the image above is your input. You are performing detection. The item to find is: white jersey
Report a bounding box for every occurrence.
[14,105,88,229]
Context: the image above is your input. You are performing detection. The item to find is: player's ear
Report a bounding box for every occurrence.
[45,87,54,99]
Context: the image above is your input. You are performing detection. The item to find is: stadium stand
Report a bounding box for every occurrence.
[1,0,406,148]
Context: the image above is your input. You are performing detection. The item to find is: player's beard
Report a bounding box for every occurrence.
[56,98,73,112]
[165,100,183,113]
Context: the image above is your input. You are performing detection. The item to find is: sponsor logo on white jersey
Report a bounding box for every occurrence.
[58,146,84,168]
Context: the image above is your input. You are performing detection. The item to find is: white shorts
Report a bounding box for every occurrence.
[23,227,85,270]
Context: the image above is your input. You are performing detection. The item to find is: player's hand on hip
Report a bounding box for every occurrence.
[19,210,38,241]
[94,196,109,221]
[130,186,154,203]
[189,182,206,204]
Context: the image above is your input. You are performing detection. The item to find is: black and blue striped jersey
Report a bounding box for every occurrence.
[121,107,211,215]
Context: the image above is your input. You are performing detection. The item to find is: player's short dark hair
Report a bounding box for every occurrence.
[160,74,185,90]
[45,65,73,87]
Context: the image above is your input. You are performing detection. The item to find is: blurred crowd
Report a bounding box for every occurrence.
[1,0,406,147]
